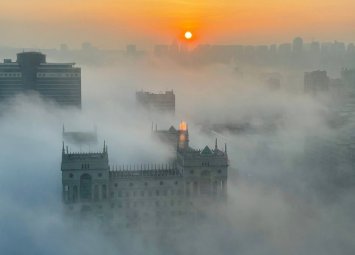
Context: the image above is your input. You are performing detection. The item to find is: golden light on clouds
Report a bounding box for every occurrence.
[0,0,354,47]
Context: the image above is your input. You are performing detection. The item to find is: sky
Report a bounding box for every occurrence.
[1,0,355,48]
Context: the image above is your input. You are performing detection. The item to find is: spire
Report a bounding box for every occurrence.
[62,141,65,154]
[225,143,227,155]
[215,138,218,151]
[103,140,106,153]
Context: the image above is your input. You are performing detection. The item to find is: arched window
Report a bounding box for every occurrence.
[64,185,69,202]
[72,185,78,202]
[200,170,211,196]
[102,184,107,200]
[80,174,92,200]
[193,181,198,195]
[94,185,99,201]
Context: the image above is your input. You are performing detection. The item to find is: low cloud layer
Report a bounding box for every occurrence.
[0,61,354,255]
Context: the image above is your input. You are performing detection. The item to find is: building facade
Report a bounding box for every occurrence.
[136,90,175,113]
[61,123,228,226]
[304,70,330,95]
[0,52,81,107]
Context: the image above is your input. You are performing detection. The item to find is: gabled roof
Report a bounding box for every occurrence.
[168,126,177,132]
[201,146,212,155]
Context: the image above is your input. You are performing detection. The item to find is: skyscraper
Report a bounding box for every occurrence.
[0,52,81,107]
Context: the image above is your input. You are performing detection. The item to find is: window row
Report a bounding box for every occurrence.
[68,172,103,178]
[111,189,184,198]
[0,73,21,77]
[111,199,184,209]
[37,73,80,78]
[113,180,179,187]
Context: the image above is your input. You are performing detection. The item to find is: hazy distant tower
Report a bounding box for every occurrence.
[293,37,304,55]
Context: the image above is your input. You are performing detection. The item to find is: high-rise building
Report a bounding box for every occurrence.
[304,70,329,95]
[136,90,175,113]
[62,125,98,147]
[0,52,81,107]
[292,37,304,54]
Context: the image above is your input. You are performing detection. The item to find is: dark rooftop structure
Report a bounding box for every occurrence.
[0,52,81,107]
[136,90,175,113]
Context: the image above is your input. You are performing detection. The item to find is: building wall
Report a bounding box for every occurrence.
[0,52,81,107]
[61,141,229,224]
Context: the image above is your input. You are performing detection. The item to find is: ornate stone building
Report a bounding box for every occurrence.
[61,122,228,226]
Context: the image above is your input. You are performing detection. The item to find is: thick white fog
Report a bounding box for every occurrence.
[0,59,354,255]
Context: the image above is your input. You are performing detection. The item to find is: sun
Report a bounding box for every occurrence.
[184,31,192,40]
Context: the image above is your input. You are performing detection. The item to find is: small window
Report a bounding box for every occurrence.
[175,181,178,185]
[160,181,164,185]
[114,183,118,187]
[190,170,194,174]
[98,173,102,177]
[218,169,222,174]
[129,182,133,187]
[69,173,74,178]
[144,182,148,186]
[156,190,160,196]
[140,190,144,197]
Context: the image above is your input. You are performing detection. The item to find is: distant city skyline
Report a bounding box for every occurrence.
[1,0,354,48]
[1,37,354,52]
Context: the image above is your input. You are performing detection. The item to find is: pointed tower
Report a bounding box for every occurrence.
[178,121,189,150]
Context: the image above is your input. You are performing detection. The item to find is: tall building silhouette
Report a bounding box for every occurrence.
[136,90,175,113]
[304,70,329,95]
[0,52,81,107]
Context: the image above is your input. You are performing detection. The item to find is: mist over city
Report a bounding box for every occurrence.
[1,1,355,255]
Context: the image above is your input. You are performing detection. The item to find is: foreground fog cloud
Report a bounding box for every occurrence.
[0,62,354,255]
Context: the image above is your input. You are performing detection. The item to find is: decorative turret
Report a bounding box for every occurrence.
[178,121,189,150]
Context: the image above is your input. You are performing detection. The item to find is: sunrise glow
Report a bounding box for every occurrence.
[185,31,192,40]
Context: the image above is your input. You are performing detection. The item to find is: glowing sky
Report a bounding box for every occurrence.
[1,0,354,48]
